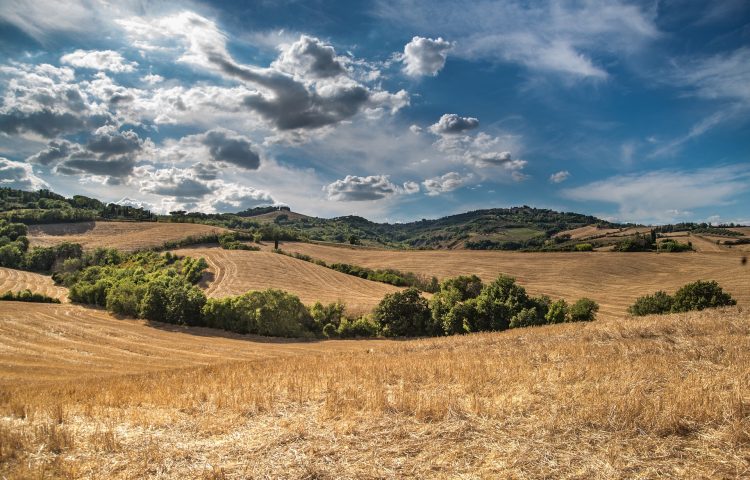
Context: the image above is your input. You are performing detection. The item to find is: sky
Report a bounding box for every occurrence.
[0,0,748,224]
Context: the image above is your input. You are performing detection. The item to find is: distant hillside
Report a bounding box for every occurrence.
[4,188,745,251]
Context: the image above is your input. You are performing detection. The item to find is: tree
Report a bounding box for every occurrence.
[569,298,599,322]
[628,291,673,316]
[545,299,569,324]
[374,288,431,337]
[671,280,736,312]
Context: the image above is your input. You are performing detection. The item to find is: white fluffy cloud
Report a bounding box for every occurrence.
[402,36,452,77]
[380,0,658,79]
[422,171,471,196]
[61,50,138,73]
[0,157,48,190]
[429,113,479,135]
[324,174,419,201]
[549,170,570,183]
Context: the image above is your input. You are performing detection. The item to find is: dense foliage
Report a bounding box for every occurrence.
[0,188,155,223]
[0,219,83,272]
[0,289,61,303]
[655,222,744,237]
[613,232,656,252]
[628,280,736,316]
[374,275,599,337]
[657,239,693,252]
[218,232,260,250]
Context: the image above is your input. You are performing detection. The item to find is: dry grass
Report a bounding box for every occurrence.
[27,221,228,252]
[0,267,69,302]
[0,301,392,386]
[1,306,748,478]
[271,242,750,319]
[172,245,401,315]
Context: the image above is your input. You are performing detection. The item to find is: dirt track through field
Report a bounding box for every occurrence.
[0,301,391,386]
[28,221,228,252]
[0,267,69,302]
[172,246,401,315]
[273,242,750,318]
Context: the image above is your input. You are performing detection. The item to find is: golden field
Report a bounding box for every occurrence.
[0,267,69,303]
[269,241,749,319]
[27,222,228,252]
[1,305,748,478]
[172,245,401,315]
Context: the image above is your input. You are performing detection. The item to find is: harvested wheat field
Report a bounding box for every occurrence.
[172,245,401,315]
[0,267,68,302]
[27,221,228,252]
[1,306,748,478]
[272,242,750,318]
[0,301,391,386]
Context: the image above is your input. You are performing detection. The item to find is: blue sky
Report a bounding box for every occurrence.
[0,0,748,224]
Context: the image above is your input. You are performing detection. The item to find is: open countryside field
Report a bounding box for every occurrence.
[1,306,748,478]
[270,242,750,319]
[27,221,228,252]
[0,267,69,302]
[172,245,401,315]
[0,301,392,386]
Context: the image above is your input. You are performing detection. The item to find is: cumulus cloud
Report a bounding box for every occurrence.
[429,113,479,135]
[562,165,750,223]
[422,171,471,196]
[200,129,261,170]
[61,49,138,73]
[549,170,570,183]
[324,174,418,201]
[0,64,111,137]
[26,127,147,182]
[402,36,452,77]
[0,157,48,190]
[434,131,527,179]
[118,12,408,132]
[379,0,658,79]
[272,35,346,78]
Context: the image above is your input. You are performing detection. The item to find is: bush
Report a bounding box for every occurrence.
[202,289,313,337]
[569,298,599,322]
[0,289,60,303]
[658,239,693,252]
[474,275,545,331]
[430,275,484,335]
[0,244,23,269]
[545,299,569,324]
[337,317,379,338]
[628,291,673,316]
[309,301,345,333]
[374,287,431,337]
[671,280,736,312]
[574,243,593,251]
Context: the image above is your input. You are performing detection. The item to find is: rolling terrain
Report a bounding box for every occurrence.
[172,245,400,315]
[0,301,392,386]
[27,221,228,251]
[270,242,750,318]
[0,267,69,302]
[1,306,748,478]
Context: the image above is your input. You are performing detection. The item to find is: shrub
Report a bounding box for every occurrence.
[337,317,379,338]
[545,299,569,324]
[309,301,345,333]
[430,275,484,335]
[628,291,673,316]
[202,289,313,337]
[657,239,693,252]
[0,289,60,303]
[474,275,537,331]
[574,243,593,251]
[614,233,654,252]
[374,287,431,337]
[322,322,338,338]
[140,275,207,326]
[671,280,736,312]
[0,244,23,269]
[509,307,545,328]
[569,298,599,322]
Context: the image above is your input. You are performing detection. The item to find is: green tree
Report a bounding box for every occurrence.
[671,280,736,312]
[545,299,569,324]
[569,298,599,322]
[374,287,431,337]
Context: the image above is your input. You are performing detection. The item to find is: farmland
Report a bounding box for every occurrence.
[0,267,69,303]
[1,305,748,478]
[27,222,228,252]
[172,245,400,315]
[268,241,750,318]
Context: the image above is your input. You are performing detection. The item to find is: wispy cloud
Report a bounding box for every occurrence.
[562,165,750,223]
